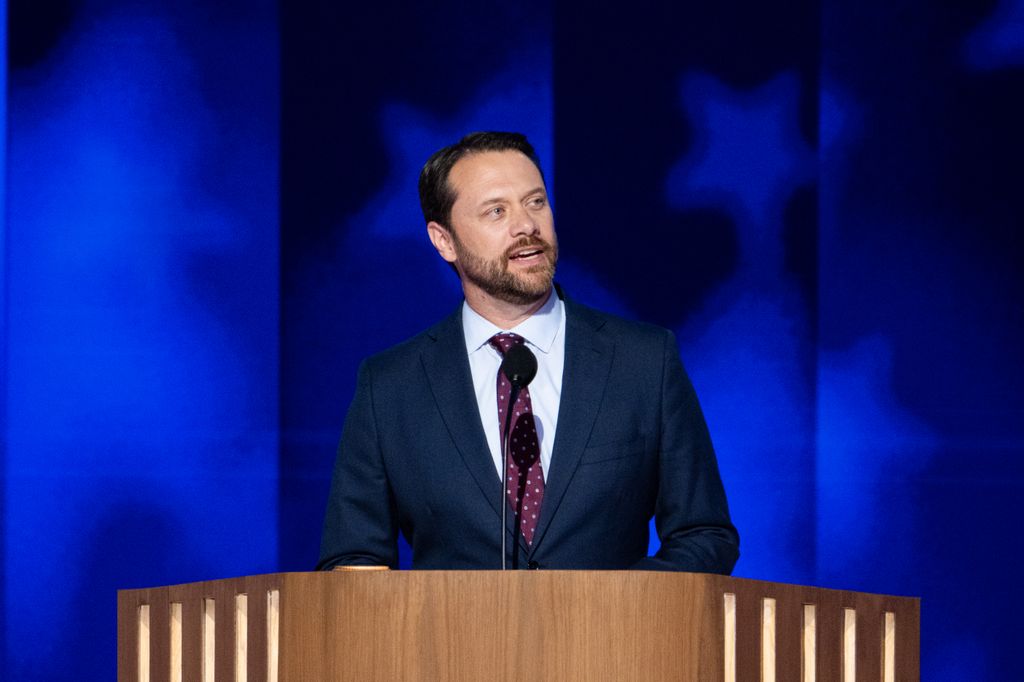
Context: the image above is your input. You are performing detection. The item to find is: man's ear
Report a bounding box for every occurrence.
[427,221,457,263]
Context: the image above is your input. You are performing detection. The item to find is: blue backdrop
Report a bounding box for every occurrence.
[3,1,1022,679]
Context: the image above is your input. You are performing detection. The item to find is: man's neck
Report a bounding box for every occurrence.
[463,287,553,330]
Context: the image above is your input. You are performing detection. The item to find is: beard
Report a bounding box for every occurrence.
[452,233,558,306]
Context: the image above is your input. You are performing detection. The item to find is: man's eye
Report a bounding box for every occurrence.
[488,206,504,217]
[529,197,546,207]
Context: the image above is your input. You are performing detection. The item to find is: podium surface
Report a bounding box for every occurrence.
[118,571,919,681]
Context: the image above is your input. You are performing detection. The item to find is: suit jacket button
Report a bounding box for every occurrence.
[527,560,541,570]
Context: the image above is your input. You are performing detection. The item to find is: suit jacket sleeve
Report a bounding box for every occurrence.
[317,359,399,570]
[629,330,740,574]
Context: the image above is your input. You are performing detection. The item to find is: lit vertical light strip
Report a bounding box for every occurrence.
[762,598,776,682]
[170,603,183,682]
[203,599,216,682]
[137,605,151,682]
[235,594,248,682]
[883,612,895,682]
[842,608,856,682]
[723,593,736,682]
[802,604,816,682]
[267,590,280,682]
[0,8,7,671]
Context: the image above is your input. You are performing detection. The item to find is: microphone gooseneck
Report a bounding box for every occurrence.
[498,343,537,570]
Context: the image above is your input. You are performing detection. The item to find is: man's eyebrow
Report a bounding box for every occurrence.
[476,187,546,209]
[477,197,506,209]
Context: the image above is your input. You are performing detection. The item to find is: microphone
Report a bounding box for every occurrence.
[500,344,538,389]
[498,343,537,570]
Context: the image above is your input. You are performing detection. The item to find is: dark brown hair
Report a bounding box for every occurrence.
[418,131,545,229]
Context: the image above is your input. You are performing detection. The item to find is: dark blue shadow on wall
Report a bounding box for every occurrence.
[4,1,280,679]
[819,2,1024,678]
[63,503,214,681]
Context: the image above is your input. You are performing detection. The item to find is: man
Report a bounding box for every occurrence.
[318,132,739,572]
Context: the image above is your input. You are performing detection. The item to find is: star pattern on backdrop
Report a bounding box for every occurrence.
[664,70,816,229]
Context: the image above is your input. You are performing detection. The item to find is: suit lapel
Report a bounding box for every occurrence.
[420,306,530,554]
[420,308,500,511]
[530,299,614,554]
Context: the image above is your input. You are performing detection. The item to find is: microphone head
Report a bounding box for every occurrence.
[500,344,538,389]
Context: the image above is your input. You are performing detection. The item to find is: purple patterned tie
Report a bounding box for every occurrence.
[489,332,545,545]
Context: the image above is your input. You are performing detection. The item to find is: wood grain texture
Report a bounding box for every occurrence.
[734,583,763,682]
[117,589,137,682]
[244,580,268,682]
[117,572,920,681]
[854,594,882,682]
[213,582,237,681]
[816,587,843,681]
[148,595,169,682]
[181,587,203,682]
[895,595,920,680]
[772,584,804,682]
[802,604,816,682]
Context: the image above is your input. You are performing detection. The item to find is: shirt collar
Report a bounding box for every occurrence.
[462,289,563,356]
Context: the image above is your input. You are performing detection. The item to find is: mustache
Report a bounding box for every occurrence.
[504,236,553,260]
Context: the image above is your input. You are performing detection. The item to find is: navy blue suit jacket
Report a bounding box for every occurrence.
[318,294,739,573]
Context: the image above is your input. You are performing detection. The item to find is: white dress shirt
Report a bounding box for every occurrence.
[462,291,566,482]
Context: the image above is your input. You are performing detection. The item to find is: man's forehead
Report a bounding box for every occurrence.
[449,150,544,195]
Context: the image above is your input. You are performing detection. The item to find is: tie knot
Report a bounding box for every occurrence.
[488,332,526,356]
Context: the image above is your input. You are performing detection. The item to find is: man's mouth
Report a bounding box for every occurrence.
[508,246,546,261]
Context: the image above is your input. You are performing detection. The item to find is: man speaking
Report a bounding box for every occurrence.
[318,132,739,573]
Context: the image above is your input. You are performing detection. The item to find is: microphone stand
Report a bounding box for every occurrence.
[500,384,521,571]
[496,342,536,571]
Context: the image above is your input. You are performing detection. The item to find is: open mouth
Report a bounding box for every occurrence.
[509,248,544,261]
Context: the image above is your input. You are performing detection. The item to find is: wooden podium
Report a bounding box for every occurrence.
[118,571,919,681]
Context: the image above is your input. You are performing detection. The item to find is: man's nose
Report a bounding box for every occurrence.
[509,206,539,237]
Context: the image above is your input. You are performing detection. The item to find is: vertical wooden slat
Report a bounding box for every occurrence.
[236,594,248,682]
[883,612,895,682]
[169,602,183,682]
[202,598,216,682]
[762,598,777,682]
[842,608,856,682]
[802,604,816,682]
[723,593,736,682]
[138,605,151,682]
[267,589,280,682]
